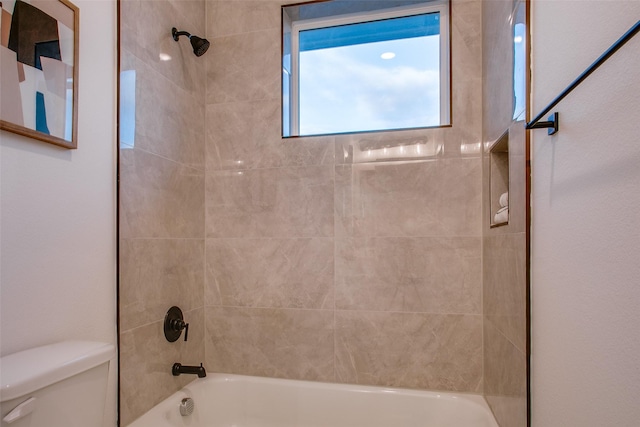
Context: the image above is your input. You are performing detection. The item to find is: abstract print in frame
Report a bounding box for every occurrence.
[1,0,79,149]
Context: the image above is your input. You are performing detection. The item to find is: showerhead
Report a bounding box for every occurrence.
[171,27,210,57]
[189,35,210,57]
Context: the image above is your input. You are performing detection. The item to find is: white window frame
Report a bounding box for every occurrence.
[287,1,450,136]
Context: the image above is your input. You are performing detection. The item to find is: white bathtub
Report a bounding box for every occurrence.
[129,374,498,427]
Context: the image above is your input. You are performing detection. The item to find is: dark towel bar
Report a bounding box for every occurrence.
[527,20,640,135]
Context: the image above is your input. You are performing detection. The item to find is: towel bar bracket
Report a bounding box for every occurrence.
[526,112,558,135]
[526,20,639,135]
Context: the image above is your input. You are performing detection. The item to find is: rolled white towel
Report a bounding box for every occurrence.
[494,207,509,224]
[499,192,509,208]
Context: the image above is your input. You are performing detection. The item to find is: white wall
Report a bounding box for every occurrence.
[0,0,117,425]
[531,2,640,426]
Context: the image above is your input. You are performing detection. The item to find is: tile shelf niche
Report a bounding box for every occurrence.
[489,130,509,228]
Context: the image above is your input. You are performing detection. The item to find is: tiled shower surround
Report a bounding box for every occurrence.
[119,0,525,426]
[482,1,527,426]
[119,0,207,424]
[203,0,483,393]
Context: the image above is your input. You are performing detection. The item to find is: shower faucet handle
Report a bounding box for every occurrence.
[182,322,189,341]
[164,306,189,342]
[169,318,189,341]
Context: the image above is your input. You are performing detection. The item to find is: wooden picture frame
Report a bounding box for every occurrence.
[0,0,79,149]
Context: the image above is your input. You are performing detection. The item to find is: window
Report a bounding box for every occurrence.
[282,1,450,137]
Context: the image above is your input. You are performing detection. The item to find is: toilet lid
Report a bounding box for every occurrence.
[0,341,114,402]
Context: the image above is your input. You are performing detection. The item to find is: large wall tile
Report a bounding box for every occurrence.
[482,0,514,141]
[485,394,527,427]
[205,238,334,309]
[335,162,440,237]
[207,0,281,39]
[450,1,482,140]
[206,29,280,104]
[450,77,483,144]
[334,124,484,163]
[335,311,483,392]
[120,239,204,331]
[205,306,334,381]
[334,128,445,163]
[205,165,334,238]
[484,318,526,396]
[452,0,483,88]
[206,101,334,171]
[336,237,481,314]
[120,149,204,238]
[205,101,279,170]
[121,0,206,92]
[124,53,205,169]
[483,233,527,351]
[438,157,482,236]
[120,307,205,425]
[168,0,207,35]
[335,158,481,238]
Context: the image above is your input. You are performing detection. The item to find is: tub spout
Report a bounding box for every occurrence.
[172,362,206,378]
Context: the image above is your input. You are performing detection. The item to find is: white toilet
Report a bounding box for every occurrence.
[0,341,114,427]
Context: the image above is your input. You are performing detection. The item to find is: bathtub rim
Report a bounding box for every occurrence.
[129,372,499,426]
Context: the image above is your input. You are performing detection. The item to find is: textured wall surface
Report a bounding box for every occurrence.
[481,1,528,425]
[530,2,640,426]
[118,0,206,424]
[203,0,485,392]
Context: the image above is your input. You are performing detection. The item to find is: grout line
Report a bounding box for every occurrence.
[208,26,282,41]
[120,306,205,334]
[121,237,205,241]
[201,235,484,240]
[332,163,337,383]
[201,304,483,317]
[121,143,206,173]
[480,227,485,397]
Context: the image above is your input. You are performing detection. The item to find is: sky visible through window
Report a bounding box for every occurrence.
[298,34,440,135]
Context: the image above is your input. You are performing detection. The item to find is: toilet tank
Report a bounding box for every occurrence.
[0,341,115,427]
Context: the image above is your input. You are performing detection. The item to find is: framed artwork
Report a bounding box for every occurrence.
[0,0,79,149]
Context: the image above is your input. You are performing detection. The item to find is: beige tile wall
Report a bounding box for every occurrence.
[119,0,207,425]
[203,0,485,393]
[482,0,528,425]
[118,0,537,424]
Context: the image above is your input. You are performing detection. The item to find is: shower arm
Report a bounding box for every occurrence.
[172,28,191,41]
